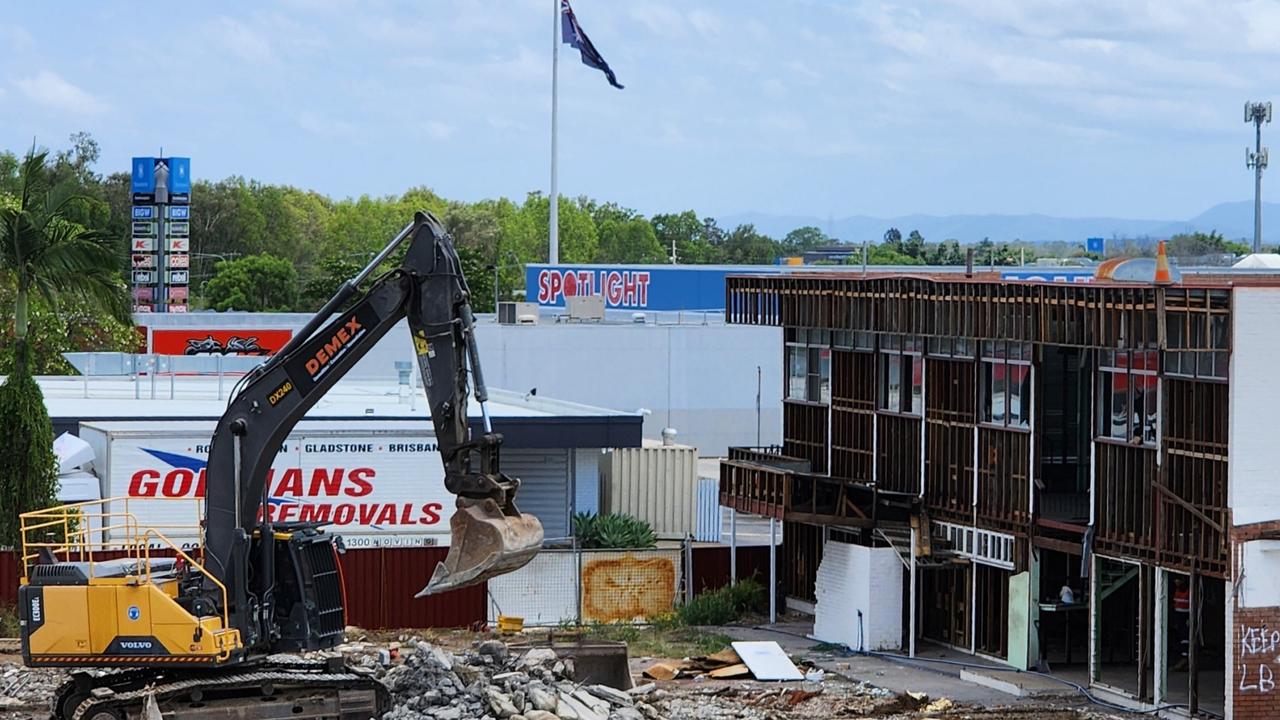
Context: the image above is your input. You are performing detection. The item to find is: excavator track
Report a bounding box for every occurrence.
[56,659,387,720]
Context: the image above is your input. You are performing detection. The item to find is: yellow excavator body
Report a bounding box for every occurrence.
[22,579,239,666]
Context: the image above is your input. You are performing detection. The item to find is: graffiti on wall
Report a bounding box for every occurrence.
[1238,624,1279,693]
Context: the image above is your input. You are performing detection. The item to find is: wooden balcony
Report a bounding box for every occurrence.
[720,447,916,528]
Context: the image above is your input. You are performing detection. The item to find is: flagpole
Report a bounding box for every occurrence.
[549,0,560,264]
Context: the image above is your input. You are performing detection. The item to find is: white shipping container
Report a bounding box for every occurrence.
[78,420,451,548]
[601,442,698,539]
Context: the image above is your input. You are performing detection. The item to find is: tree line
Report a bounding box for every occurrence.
[3,134,852,315]
[0,133,1250,348]
[0,134,1068,318]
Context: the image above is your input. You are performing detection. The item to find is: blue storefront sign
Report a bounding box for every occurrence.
[131,157,155,193]
[1000,268,1095,283]
[167,157,191,194]
[527,264,791,311]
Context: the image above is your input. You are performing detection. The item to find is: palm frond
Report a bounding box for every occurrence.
[17,148,51,215]
[1,146,131,327]
[40,183,108,232]
[23,215,128,324]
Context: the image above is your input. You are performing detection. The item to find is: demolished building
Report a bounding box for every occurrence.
[720,269,1280,719]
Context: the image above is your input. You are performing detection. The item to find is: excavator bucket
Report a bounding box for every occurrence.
[418,498,544,596]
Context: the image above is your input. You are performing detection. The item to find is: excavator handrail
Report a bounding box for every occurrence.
[19,497,206,578]
[138,527,231,629]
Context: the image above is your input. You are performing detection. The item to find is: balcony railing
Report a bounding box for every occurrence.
[720,447,916,527]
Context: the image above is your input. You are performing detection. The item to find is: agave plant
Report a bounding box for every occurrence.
[572,512,657,549]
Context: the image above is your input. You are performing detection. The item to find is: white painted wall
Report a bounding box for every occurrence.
[134,314,783,456]
[1229,288,1280,527]
[1241,540,1280,608]
[573,448,601,516]
[476,322,783,456]
[813,541,903,651]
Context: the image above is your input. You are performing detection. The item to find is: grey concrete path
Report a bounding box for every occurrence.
[714,622,1148,717]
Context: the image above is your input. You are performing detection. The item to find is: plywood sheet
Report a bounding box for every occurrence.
[730,641,803,681]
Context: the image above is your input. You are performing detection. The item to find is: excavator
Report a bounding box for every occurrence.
[17,212,545,719]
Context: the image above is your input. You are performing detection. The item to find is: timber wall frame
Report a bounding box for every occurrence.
[724,275,1233,584]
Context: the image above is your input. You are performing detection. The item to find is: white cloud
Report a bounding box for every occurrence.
[486,114,528,132]
[629,4,686,36]
[760,112,806,133]
[422,121,455,141]
[215,17,276,63]
[0,23,34,50]
[1241,0,1280,53]
[760,78,787,100]
[688,10,722,37]
[984,54,1094,90]
[15,71,107,115]
[296,111,357,139]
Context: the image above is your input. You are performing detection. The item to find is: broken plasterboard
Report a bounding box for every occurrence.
[730,641,804,681]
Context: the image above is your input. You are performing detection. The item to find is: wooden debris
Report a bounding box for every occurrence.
[641,662,684,681]
[707,663,751,679]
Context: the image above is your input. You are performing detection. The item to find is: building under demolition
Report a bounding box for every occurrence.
[719,271,1280,720]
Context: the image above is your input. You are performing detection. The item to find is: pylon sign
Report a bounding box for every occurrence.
[131,157,191,313]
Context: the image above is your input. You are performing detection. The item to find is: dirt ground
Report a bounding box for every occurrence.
[0,629,1147,720]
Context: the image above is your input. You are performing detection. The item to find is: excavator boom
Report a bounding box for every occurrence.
[18,213,543,718]
[199,210,543,648]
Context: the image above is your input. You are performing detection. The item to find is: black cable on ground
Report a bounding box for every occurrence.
[746,624,1223,719]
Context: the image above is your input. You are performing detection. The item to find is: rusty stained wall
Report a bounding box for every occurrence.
[581,550,678,622]
[486,547,684,626]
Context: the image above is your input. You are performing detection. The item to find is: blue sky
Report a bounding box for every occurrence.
[3,1,1278,221]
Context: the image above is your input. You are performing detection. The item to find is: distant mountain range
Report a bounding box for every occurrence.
[719,201,1280,245]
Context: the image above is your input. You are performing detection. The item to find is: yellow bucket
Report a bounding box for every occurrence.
[497,615,524,634]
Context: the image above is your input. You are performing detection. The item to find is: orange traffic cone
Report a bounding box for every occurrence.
[1154,240,1173,284]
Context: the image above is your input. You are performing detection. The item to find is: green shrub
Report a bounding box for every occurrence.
[678,576,766,626]
[572,512,657,549]
[679,588,738,626]
[728,576,765,612]
[0,344,58,549]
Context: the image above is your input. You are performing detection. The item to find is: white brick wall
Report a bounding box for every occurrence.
[813,541,903,651]
[1229,288,1280,527]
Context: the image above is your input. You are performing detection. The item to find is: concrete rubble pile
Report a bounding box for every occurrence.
[380,639,666,720]
[0,662,64,710]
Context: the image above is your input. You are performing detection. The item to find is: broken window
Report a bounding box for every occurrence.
[879,335,923,414]
[1096,350,1158,444]
[1164,289,1229,381]
[787,342,831,404]
[787,345,807,400]
[981,341,1032,429]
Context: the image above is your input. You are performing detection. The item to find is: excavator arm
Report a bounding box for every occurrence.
[201,212,542,651]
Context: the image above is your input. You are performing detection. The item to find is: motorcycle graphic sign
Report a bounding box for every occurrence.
[151,329,294,356]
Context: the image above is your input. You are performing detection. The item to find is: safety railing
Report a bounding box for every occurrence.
[19,497,232,631]
[61,352,265,400]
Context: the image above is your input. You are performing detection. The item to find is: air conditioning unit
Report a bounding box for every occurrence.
[566,295,606,322]
[498,302,540,325]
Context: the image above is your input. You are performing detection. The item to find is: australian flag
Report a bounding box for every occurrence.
[561,0,623,89]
